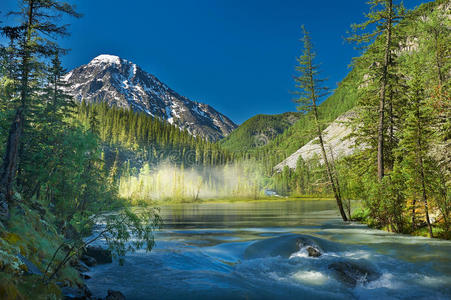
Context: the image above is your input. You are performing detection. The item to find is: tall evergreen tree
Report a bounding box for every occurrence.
[348,0,405,181]
[397,52,435,237]
[295,26,348,221]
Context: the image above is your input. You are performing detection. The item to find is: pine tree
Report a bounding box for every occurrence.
[295,26,348,221]
[397,51,435,237]
[348,0,405,181]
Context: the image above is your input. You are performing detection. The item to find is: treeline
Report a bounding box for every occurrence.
[74,102,270,202]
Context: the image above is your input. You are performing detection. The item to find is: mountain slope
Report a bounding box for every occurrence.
[219,112,301,152]
[262,69,360,165]
[64,54,237,141]
[274,110,359,171]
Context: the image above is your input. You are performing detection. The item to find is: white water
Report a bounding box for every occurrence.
[86,200,451,300]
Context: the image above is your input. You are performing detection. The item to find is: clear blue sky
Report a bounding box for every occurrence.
[1,0,427,124]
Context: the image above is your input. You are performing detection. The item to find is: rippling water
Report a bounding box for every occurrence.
[86,200,451,300]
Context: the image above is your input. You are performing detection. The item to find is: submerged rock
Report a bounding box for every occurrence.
[106,289,126,300]
[328,261,380,287]
[84,246,112,264]
[244,235,302,259]
[81,255,97,267]
[306,246,321,257]
[244,234,328,259]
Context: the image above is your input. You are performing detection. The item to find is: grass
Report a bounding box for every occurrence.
[126,194,336,206]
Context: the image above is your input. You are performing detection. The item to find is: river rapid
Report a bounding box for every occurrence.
[86,200,451,300]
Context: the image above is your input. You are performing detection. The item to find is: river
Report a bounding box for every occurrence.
[86,200,451,299]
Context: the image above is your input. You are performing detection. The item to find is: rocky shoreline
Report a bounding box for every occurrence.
[63,246,125,300]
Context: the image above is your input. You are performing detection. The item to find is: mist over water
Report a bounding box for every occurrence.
[119,161,264,201]
[86,200,451,300]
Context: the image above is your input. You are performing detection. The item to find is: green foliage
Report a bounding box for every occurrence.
[101,207,162,258]
[337,0,450,236]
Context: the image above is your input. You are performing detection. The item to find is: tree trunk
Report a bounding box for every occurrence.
[416,102,433,238]
[310,99,347,221]
[305,35,348,222]
[329,145,350,219]
[377,0,393,181]
[388,90,395,170]
[316,122,348,221]
[419,157,433,238]
[411,195,416,232]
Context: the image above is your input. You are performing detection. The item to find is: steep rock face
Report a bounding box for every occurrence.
[63,54,237,141]
[274,111,358,171]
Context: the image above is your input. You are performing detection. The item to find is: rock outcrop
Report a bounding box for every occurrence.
[274,110,359,171]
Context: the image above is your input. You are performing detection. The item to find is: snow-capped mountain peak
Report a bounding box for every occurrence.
[91,54,122,65]
[64,54,237,140]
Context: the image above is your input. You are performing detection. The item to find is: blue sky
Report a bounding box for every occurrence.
[1,0,427,124]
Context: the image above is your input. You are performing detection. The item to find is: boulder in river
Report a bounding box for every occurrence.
[106,289,126,300]
[84,246,112,264]
[306,246,321,257]
[328,261,380,287]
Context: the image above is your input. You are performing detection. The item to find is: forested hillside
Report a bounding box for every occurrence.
[220,112,301,152]
[266,0,450,238]
[76,101,233,173]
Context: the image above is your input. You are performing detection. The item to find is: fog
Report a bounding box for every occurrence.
[119,160,265,201]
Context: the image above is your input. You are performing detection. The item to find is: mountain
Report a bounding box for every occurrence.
[63,54,237,141]
[220,112,301,152]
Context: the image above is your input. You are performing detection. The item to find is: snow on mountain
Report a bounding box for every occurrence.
[64,54,237,141]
